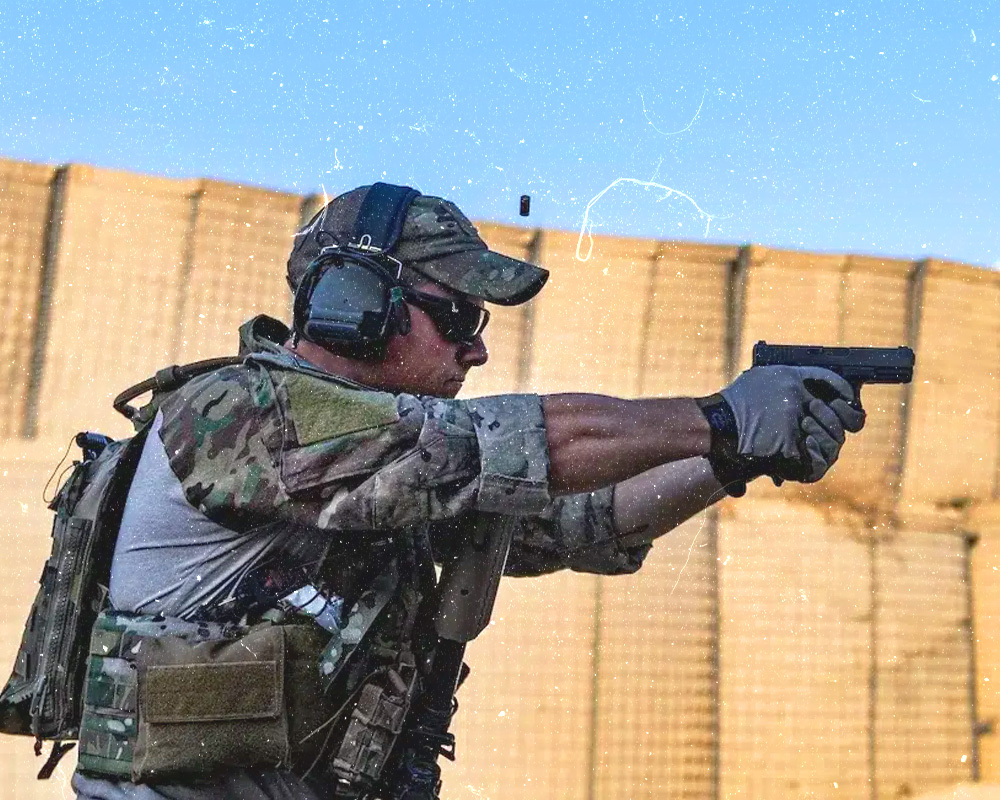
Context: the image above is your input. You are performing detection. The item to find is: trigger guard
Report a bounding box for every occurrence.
[803,377,864,414]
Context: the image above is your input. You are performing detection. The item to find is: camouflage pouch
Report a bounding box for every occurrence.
[78,611,336,783]
[132,623,289,781]
[77,642,138,778]
[329,650,419,794]
[78,611,238,779]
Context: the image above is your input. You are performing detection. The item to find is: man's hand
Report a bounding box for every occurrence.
[697,366,866,494]
[784,390,866,482]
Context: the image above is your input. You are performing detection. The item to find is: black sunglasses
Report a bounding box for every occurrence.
[401,287,490,345]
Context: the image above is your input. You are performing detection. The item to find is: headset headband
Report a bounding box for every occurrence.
[351,182,421,253]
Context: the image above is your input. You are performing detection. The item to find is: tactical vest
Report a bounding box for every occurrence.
[75,608,416,786]
[74,567,408,787]
[0,358,413,791]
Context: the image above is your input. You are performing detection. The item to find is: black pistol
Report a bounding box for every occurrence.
[752,341,915,409]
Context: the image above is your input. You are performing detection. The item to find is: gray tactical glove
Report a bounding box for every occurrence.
[697,366,866,496]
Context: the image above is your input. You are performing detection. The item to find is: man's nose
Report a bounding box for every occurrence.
[458,336,488,368]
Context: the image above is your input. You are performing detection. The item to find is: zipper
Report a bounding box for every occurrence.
[30,510,97,736]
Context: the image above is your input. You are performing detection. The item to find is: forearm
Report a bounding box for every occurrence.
[542,394,711,495]
[612,457,728,547]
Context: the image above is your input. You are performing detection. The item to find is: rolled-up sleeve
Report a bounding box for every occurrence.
[464,395,550,514]
[502,486,652,577]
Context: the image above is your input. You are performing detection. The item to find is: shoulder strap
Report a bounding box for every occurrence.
[317,561,400,691]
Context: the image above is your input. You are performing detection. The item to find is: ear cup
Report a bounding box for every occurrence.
[295,249,409,350]
[292,259,327,342]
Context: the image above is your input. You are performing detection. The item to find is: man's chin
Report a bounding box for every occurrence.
[441,379,464,398]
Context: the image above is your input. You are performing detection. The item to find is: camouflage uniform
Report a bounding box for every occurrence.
[73,314,650,800]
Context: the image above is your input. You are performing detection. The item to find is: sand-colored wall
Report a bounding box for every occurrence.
[0,157,997,799]
[0,160,57,440]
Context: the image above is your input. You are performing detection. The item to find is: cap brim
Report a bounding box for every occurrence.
[415,250,549,306]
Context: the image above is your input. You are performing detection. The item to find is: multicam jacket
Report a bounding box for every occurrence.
[75,314,651,798]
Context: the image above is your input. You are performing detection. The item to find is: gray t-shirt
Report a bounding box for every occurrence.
[109,412,310,619]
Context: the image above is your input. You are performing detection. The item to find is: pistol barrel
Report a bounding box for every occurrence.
[752,342,915,384]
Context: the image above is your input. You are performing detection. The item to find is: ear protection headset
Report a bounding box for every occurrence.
[292,183,421,350]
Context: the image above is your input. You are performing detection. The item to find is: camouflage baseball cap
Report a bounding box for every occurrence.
[287,185,548,306]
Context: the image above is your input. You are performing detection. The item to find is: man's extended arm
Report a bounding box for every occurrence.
[541,395,711,495]
[489,457,726,579]
[495,369,864,578]
[611,457,726,548]
[542,365,865,498]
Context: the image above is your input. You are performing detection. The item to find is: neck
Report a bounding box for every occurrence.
[284,338,383,388]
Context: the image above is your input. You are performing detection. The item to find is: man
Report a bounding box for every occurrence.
[72,184,864,799]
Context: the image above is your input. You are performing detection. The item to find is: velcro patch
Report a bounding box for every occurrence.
[144,661,280,723]
[283,373,399,446]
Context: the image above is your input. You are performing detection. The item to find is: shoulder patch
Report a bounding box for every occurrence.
[282,373,400,446]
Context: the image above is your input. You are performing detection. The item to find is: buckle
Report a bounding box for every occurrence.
[437,733,456,761]
[348,237,403,280]
[354,234,381,252]
[408,727,456,761]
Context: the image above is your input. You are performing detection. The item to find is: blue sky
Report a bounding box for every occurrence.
[1,1,998,267]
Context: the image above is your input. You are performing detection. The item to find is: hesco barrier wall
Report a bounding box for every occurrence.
[0,157,997,799]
